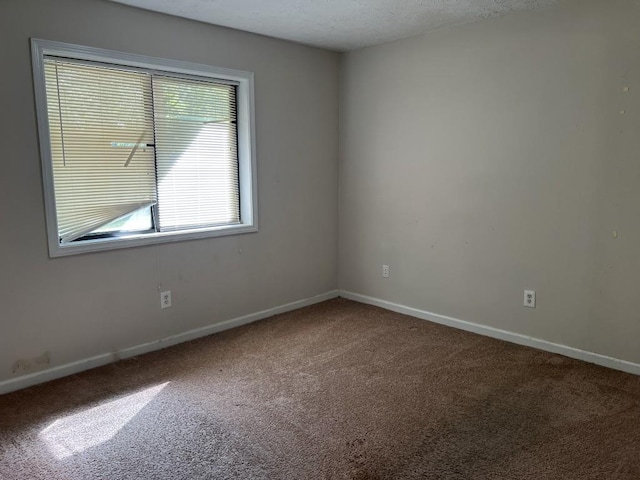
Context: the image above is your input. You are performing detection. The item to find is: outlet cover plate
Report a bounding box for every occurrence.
[524,290,536,308]
[161,291,172,309]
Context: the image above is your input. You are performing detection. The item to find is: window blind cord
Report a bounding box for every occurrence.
[155,242,163,296]
[54,63,68,167]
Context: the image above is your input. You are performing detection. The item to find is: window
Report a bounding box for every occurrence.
[31,39,257,257]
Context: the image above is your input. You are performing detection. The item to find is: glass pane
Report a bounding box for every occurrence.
[152,76,239,231]
[44,58,157,243]
[92,207,153,234]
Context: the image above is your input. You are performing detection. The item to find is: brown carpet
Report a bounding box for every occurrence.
[1,298,640,479]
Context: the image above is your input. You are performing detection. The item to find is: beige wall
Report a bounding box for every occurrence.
[339,0,640,363]
[3,0,640,387]
[0,0,339,383]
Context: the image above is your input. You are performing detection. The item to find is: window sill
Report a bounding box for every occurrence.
[50,223,259,257]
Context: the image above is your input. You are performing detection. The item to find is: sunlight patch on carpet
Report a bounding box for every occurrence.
[39,382,169,459]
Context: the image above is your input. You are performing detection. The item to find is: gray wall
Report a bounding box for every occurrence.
[3,0,640,386]
[0,0,339,383]
[339,0,640,363]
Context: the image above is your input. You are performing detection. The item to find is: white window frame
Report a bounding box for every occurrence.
[31,39,258,258]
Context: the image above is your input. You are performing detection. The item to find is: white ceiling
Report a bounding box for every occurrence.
[108,0,559,52]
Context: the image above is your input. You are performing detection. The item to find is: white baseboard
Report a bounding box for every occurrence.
[4,288,637,395]
[340,290,640,377]
[0,290,340,395]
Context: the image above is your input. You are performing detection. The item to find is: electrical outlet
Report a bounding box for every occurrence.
[382,265,390,278]
[160,291,172,309]
[524,290,536,308]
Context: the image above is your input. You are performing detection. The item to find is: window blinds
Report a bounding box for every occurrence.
[44,58,240,244]
[44,58,157,244]
[153,76,239,231]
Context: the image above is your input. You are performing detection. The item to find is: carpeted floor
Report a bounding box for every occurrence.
[1,298,640,479]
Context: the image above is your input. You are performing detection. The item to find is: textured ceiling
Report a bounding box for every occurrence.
[108,0,559,51]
